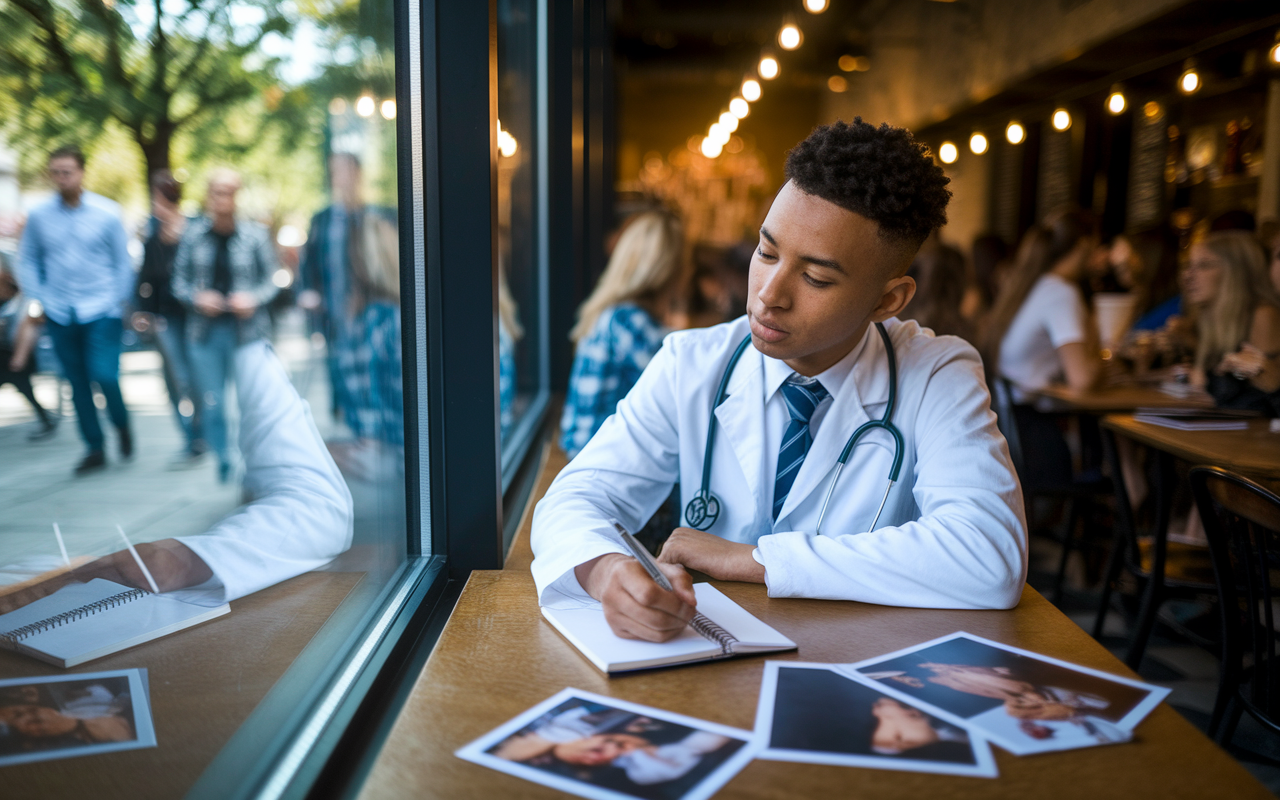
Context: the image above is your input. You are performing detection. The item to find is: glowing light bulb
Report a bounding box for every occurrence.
[969,133,989,155]
[380,99,397,119]
[709,122,730,146]
[730,97,749,118]
[719,112,739,132]
[779,25,802,50]
[759,56,779,79]
[1052,108,1072,131]
[701,137,723,158]
[804,0,829,13]
[1006,122,1025,145]
[838,55,857,72]
[356,95,375,117]
[742,79,762,101]
[1107,90,1126,115]
[939,142,958,164]
[1271,41,1280,65]
[827,75,848,93]
[1179,70,1200,94]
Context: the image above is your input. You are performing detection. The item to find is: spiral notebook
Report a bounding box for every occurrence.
[541,583,796,674]
[0,578,229,668]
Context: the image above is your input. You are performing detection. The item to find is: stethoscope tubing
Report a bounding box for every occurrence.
[688,321,903,534]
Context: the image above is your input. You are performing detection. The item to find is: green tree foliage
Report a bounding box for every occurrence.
[0,0,291,184]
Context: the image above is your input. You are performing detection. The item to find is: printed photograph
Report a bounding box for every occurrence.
[848,632,1170,755]
[755,662,996,778]
[0,669,156,766]
[456,688,755,800]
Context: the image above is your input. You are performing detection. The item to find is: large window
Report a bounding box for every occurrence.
[0,0,420,795]
[498,0,550,486]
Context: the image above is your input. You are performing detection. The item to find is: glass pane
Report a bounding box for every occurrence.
[497,0,542,460]
[0,0,407,792]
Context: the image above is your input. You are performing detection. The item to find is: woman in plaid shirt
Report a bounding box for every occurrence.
[560,211,684,458]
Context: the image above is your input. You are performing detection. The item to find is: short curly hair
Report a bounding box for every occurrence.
[784,118,951,249]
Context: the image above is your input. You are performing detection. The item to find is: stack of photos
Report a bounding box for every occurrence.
[456,688,755,800]
[754,662,997,778]
[843,632,1170,755]
[0,669,156,766]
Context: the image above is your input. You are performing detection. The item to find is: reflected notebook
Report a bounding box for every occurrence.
[541,583,796,674]
[0,578,229,668]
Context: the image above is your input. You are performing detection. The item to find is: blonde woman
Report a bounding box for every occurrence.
[1183,230,1280,416]
[560,210,683,458]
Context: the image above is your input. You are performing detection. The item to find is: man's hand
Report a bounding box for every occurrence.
[227,291,258,319]
[575,553,697,642]
[194,289,226,317]
[658,528,766,583]
[0,540,213,614]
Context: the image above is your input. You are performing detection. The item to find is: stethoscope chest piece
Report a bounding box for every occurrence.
[684,491,720,531]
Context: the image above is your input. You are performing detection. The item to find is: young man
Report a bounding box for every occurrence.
[18,145,134,473]
[531,119,1028,642]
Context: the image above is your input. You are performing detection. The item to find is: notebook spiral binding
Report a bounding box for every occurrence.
[690,613,739,655]
[0,588,148,644]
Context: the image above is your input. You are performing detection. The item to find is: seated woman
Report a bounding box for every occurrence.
[559,209,684,458]
[1110,225,1180,335]
[979,209,1101,488]
[1183,230,1280,417]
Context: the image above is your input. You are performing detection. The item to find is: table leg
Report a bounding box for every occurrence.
[1094,430,1132,640]
[1126,449,1174,670]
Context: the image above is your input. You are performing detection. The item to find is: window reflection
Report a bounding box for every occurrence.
[0,0,404,789]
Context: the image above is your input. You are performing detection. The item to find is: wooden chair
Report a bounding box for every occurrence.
[1189,465,1280,746]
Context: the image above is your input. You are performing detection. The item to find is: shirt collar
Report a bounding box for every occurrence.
[762,325,871,405]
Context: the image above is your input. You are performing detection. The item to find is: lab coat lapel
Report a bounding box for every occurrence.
[713,346,766,509]
[776,324,893,524]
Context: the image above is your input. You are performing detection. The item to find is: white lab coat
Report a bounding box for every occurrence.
[531,316,1027,610]
[174,340,354,604]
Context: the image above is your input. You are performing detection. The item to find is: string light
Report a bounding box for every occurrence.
[730,97,749,118]
[719,112,739,132]
[1052,108,1072,131]
[969,132,989,155]
[939,142,958,164]
[742,78,762,100]
[759,55,779,79]
[804,0,829,13]
[778,24,802,51]
[1179,60,1200,94]
[827,75,848,93]
[497,120,517,157]
[1107,86,1126,115]
[701,137,723,158]
[1006,122,1025,145]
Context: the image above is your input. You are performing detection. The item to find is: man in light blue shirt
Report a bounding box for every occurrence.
[18,145,135,474]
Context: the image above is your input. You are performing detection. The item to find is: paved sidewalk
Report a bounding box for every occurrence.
[0,327,338,581]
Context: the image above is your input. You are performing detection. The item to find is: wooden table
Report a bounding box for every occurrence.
[357,569,1269,799]
[1102,416,1280,481]
[1030,384,1214,414]
[1096,415,1280,669]
[4,571,363,800]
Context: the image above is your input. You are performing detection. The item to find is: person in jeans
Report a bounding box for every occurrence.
[136,170,206,468]
[17,145,134,474]
[172,169,280,482]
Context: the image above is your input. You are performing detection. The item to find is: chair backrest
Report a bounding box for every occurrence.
[989,377,1026,475]
[1190,466,1280,730]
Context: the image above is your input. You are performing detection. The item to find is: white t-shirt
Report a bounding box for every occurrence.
[998,273,1088,399]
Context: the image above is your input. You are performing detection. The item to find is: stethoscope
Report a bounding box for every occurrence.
[683,321,904,535]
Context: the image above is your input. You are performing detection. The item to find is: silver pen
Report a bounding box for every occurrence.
[612,521,675,591]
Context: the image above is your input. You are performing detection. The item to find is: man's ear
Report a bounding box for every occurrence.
[869,276,916,322]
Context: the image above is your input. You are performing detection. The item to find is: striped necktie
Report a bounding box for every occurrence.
[772,376,829,520]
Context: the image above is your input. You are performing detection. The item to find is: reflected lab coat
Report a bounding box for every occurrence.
[531,316,1028,610]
